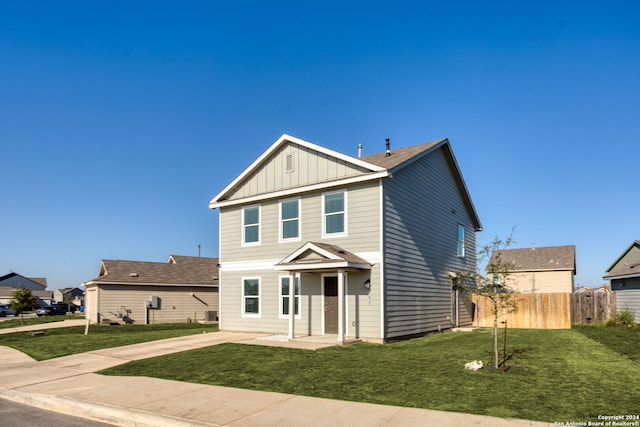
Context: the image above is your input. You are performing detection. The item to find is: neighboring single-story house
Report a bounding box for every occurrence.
[603,240,640,320]
[0,273,52,306]
[54,287,85,306]
[83,255,219,325]
[209,134,481,343]
[0,286,53,306]
[489,245,576,293]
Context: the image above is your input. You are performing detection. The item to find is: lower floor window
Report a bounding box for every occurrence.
[243,278,260,316]
[280,275,300,318]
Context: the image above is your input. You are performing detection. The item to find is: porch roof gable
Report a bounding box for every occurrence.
[274,241,372,271]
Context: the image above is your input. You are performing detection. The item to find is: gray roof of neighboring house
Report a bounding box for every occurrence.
[603,240,640,279]
[490,245,576,272]
[87,255,219,286]
[0,286,53,298]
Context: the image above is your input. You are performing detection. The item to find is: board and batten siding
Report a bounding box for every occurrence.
[218,181,383,340]
[612,278,640,320]
[382,146,477,339]
[92,285,218,325]
[225,142,371,202]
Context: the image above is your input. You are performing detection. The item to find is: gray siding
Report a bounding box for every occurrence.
[382,146,477,339]
[218,181,383,340]
[612,278,640,320]
[225,142,370,201]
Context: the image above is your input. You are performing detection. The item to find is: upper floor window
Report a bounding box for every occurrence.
[242,277,260,317]
[279,275,301,319]
[457,224,465,257]
[323,191,346,237]
[280,199,300,241]
[243,206,260,245]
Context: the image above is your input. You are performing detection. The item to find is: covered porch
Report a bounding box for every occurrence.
[275,242,372,345]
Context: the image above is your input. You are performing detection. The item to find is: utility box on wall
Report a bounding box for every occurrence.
[146,296,160,309]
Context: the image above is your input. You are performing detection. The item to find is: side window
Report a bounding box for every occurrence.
[280,199,300,241]
[457,224,465,257]
[242,278,260,317]
[323,191,346,237]
[280,275,301,319]
[243,206,260,245]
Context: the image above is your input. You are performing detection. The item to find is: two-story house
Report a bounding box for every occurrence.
[209,134,481,343]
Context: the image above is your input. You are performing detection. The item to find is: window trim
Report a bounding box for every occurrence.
[279,274,301,320]
[241,277,261,318]
[242,205,261,246]
[322,190,347,238]
[457,224,465,258]
[279,198,301,242]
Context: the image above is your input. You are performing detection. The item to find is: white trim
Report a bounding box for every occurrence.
[241,276,261,318]
[209,171,388,209]
[209,134,387,207]
[241,204,261,247]
[279,274,301,320]
[279,197,302,243]
[221,259,279,271]
[275,261,370,271]
[379,179,385,340]
[322,190,347,238]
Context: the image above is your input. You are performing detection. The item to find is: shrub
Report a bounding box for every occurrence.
[606,308,636,327]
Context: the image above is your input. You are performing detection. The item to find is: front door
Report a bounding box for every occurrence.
[324,276,338,334]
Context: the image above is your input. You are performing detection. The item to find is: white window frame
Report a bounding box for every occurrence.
[279,274,301,319]
[457,224,465,258]
[241,277,261,318]
[242,205,261,246]
[322,190,347,238]
[279,198,301,242]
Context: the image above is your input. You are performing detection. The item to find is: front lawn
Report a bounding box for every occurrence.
[0,315,78,329]
[1,323,219,360]
[100,327,640,423]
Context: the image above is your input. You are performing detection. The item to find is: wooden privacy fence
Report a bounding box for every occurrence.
[571,291,616,325]
[472,293,572,329]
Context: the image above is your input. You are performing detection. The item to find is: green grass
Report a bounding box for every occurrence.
[1,323,218,360]
[100,327,640,422]
[0,315,78,329]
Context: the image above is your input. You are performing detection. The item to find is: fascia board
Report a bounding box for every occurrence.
[209,170,388,209]
[279,242,340,264]
[209,133,387,207]
[90,281,219,287]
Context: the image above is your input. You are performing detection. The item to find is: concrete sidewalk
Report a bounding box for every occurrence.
[0,327,552,427]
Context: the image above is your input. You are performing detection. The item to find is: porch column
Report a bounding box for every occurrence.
[337,268,345,344]
[288,272,296,340]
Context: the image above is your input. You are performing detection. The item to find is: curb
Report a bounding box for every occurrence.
[0,387,218,427]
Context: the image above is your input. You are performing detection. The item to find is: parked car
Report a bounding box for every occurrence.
[36,303,69,316]
[0,304,18,317]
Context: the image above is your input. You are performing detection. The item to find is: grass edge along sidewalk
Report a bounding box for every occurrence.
[99,327,640,423]
[1,322,219,360]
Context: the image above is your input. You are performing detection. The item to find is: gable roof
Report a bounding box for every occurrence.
[86,255,219,287]
[209,134,482,231]
[209,134,387,208]
[275,241,372,271]
[603,240,640,279]
[0,273,48,289]
[490,245,576,273]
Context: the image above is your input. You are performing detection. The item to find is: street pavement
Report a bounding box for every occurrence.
[0,321,552,426]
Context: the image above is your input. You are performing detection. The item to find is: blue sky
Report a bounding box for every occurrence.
[1,1,638,289]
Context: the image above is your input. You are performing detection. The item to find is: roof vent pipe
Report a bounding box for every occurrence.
[385,138,391,156]
[357,144,363,158]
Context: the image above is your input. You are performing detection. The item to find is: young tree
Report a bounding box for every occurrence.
[451,228,518,369]
[63,291,74,313]
[10,287,34,323]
